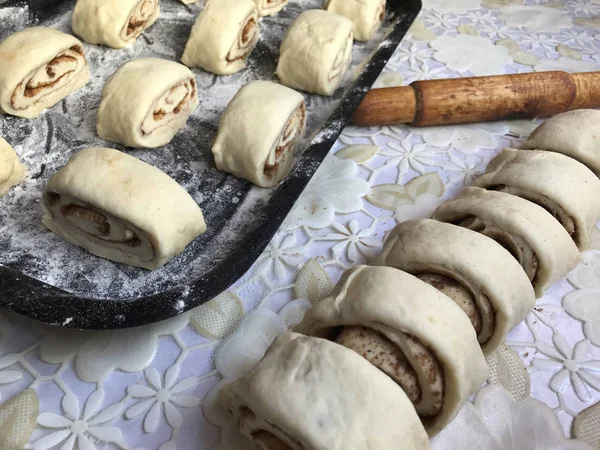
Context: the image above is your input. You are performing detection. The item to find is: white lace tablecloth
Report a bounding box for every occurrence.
[3,0,600,449]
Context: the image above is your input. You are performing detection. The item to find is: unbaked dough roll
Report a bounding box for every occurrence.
[72,0,159,49]
[42,148,206,270]
[374,219,535,353]
[433,187,580,297]
[97,58,199,149]
[523,110,600,175]
[0,27,89,119]
[221,332,431,450]
[0,138,27,198]
[254,0,288,16]
[473,148,600,250]
[276,10,354,96]
[181,0,259,75]
[323,0,385,41]
[296,265,488,436]
[212,81,306,188]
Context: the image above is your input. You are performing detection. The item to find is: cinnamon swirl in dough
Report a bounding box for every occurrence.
[97,58,199,149]
[182,0,259,75]
[296,265,488,436]
[433,187,580,297]
[0,27,89,119]
[474,148,600,250]
[276,10,354,96]
[42,148,206,270]
[374,219,535,353]
[323,0,386,41]
[0,138,27,198]
[212,81,306,187]
[72,0,159,49]
[254,0,288,16]
[523,109,600,175]
[221,332,431,450]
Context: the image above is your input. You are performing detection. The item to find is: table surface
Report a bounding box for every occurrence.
[2,0,600,449]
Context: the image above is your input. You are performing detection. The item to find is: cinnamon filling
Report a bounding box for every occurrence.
[457,215,539,283]
[45,193,154,260]
[329,33,353,82]
[226,13,259,63]
[416,272,495,344]
[123,0,157,39]
[336,325,445,419]
[236,407,304,450]
[11,45,86,110]
[264,102,306,179]
[491,184,577,242]
[142,78,196,135]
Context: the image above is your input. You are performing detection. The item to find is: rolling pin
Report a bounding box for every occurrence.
[352,71,600,126]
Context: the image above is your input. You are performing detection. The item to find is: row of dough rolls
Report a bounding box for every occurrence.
[42,147,206,270]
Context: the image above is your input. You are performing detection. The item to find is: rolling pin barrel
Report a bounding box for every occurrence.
[352,71,600,126]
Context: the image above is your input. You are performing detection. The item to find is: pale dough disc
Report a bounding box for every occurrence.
[97,58,199,149]
[42,148,206,270]
[0,137,27,198]
[212,81,306,187]
[0,27,89,119]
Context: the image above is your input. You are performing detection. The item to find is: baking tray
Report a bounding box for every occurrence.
[0,0,421,329]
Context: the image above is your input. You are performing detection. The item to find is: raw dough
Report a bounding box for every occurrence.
[254,0,288,16]
[221,332,431,450]
[523,109,600,175]
[97,58,199,149]
[72,0,160,49]
[0,27,89,119]
[212,81,306,187]
[296,265,488,436]
[474,148,600,250]
[182,0,259,75]
[374,219,535,353]
[276,10,354,96]
[433,187,580,297]
[323,0,386,41]
[0,137,27,198]
[42,148,206,270]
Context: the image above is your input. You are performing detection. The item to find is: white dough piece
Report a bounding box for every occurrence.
[253,0,288,16]
[182,0,259,75]
[72,0,160,49]
[296,265,488,436]
[42,148,206,270]
[0,27,89,119]
[276,10,354,96]
[523,109,600,175]
[474,148,600,250]
[374,219,535,353]
[0,137,27,198]
[221,332,431,450]
[97,58,199,149]
[212,81,306,188]
[433,187,580,297]
[323,0,386,41]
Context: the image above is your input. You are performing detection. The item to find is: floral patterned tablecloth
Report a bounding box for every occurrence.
[3,0,600,449]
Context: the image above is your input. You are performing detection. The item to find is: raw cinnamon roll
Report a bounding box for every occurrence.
[221,332,431,450]
[522,109,600,176]
[276,10,354,96]
[474,148,600,250]
[212,81,306,187]
[0,27,89,119]
[254,0,288,16]
[42,148,206,270]
[374,219,535,353]
[182,0,259,75]
[323,0,386,41]
[0,137,27,198]
[433,187,580,297]
[296,265,488,436]
[96,58,199,149]
[72,0,160,49]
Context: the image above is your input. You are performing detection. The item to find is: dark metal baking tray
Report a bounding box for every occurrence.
[0,0,421,329]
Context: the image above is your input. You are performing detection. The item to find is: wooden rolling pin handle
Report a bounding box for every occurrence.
[351,71,600,127]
